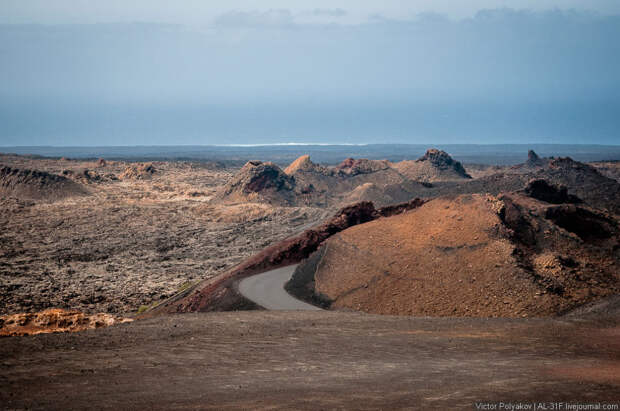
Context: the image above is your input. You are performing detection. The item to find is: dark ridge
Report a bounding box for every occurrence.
[545,205,616,241]
[523,179,581,204]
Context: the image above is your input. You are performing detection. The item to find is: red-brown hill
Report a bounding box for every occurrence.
[290,189,618,317]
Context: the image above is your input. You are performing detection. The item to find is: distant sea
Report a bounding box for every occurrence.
[1,144,619,166]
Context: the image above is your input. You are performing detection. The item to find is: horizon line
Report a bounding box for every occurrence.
[2,142,620,148]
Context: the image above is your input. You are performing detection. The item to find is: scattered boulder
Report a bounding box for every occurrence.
[119,163,156,180]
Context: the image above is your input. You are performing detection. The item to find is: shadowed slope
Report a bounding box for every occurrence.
[0,165,88,201]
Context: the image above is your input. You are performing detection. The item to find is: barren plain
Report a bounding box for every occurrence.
[0,154,327,316]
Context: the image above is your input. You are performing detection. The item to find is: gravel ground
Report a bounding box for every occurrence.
[0,311,618,410]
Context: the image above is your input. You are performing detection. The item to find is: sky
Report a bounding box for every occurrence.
[1,1,620,146]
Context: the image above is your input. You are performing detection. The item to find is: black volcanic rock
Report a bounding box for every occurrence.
[523,179,581,204]
[526,150,545,167]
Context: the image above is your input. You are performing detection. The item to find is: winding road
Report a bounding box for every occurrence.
[238,265,322,310]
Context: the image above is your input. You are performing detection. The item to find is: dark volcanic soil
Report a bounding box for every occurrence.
[1,311,619,410]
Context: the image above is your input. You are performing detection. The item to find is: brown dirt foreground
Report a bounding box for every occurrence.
[1,311,619,410]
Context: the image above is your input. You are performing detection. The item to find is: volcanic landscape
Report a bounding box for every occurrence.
[1,148,619,408]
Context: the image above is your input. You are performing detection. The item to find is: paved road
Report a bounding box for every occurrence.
[238,265,322,310]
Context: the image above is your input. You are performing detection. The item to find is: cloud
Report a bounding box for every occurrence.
[213,9,295,28]
[2,9,619,106]
[213,8,348,28]
[309,8,347,17]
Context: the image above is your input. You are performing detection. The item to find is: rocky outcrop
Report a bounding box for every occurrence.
[392,149,471,182]
[62,168,114,184]
[418,149,470,175]
[512,150,549,171]
[214,161,296,205]
[336,158,391,176]
[413,153,620,215]
[526,150,547,167]
[229,156,424,208]
[0,166,88,201]
[119,163,156,180]
[284,155,330,175]
[0,308,131,336]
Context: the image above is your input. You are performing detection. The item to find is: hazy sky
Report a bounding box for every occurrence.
[4,0,620,23]
[1,1,620,145]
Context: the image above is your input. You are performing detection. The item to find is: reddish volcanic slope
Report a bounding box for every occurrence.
[292,190,618,317]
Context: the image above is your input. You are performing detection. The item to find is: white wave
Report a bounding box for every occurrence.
[213,142,369,147]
